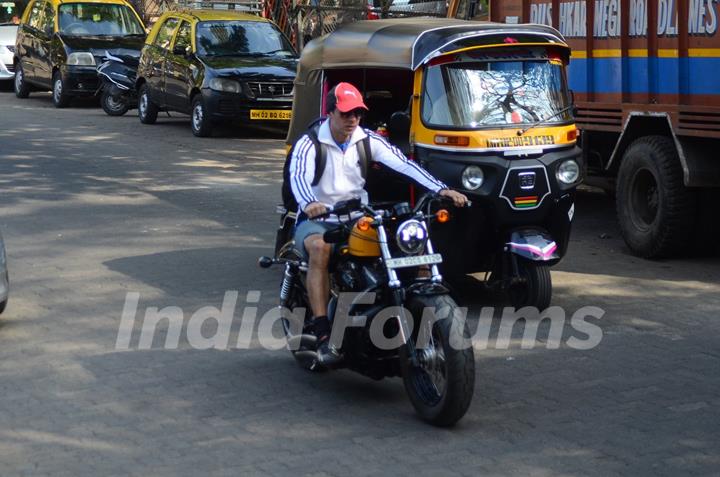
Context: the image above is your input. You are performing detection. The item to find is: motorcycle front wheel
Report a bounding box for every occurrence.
[101,88,130,116]
[401,294,475,427]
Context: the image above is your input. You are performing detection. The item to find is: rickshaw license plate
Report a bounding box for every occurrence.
[386,254,443,269]
[250,109,292,120]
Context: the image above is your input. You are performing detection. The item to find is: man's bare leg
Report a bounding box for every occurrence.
[304,234,331,318]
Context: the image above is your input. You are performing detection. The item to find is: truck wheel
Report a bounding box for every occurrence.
[616,136,696,258]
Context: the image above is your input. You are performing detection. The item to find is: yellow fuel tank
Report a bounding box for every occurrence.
[348,222,381,257]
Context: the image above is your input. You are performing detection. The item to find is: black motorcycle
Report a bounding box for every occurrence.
[259,195,475,426]
[97,51,139,116]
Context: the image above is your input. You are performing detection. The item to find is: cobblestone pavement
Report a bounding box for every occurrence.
[0,92,718,477]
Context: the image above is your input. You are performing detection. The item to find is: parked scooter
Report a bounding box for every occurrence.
[97,51,139,116]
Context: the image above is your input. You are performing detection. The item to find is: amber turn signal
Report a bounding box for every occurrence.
[436,209,450,223]
[357,216,373,231]
[567,129,578,141]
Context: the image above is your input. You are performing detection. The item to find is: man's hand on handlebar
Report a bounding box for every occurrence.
[304,201,328,219]
[439,188,469,208]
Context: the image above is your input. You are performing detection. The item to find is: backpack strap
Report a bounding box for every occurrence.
[308,127,326,187]
[357,135,373,180]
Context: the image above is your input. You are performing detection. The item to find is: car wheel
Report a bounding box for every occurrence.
[191,94,212,137]
[138,84,158,124]
[52,71,70,108]
[14,62,30,98]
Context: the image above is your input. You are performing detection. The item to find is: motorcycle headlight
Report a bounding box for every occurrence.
[395,219,428,255]
[461,165,484,190]
[209,78,241,93]
[67,52,96,66]
[557,159,580,184]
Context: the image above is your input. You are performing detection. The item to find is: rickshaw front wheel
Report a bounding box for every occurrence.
[506,261,552,311]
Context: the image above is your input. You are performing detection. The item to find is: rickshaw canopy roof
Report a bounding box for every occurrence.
[297,18,568,77]
[288,18,569,144]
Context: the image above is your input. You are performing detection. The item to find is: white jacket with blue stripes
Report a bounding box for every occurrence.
[289,119,447,212]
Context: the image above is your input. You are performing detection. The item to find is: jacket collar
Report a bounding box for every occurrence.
[317,118,368,150]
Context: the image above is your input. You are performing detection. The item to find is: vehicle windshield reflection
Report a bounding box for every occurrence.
[422,57,571,129]
[196,20,294,58]
[58,3,144,36]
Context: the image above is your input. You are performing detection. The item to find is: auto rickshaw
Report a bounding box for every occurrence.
[282,18,582,309]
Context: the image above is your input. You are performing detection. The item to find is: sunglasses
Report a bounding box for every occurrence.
[338,109,365,119]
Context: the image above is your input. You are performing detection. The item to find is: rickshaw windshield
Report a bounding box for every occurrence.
[422,59,571,129]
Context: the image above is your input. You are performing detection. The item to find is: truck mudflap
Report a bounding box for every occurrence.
[506,229,560,261]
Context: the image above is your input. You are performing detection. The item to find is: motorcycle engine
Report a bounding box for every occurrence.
[336,261,362,291]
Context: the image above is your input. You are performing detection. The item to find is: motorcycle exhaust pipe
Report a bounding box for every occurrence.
[286,333,317,350]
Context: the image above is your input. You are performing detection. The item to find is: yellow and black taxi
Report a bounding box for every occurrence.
[136,10,297,137]
[13,0,145,107]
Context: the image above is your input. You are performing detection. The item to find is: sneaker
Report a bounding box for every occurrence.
[316,335,343,367]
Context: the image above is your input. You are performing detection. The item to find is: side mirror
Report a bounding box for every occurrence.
[387,111,410,140]
[44,25,53,37]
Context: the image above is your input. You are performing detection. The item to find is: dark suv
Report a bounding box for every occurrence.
[13,0,145,107]
[136,10,297,137]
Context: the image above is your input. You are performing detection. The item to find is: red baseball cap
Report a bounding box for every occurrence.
[329,82,368,112]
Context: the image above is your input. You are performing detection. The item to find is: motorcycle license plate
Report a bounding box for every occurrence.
[385,254,443,269]
[250,109,292,120]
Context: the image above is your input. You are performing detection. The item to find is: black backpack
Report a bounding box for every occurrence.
[281,118,372,212]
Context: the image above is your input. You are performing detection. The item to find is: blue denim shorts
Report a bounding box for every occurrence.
[293,219,336,261]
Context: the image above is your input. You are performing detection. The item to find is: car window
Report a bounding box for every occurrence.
[196,20,295,57]
[40,1,53,33]
[173,20,191,52]
[57,3,143,36]
[153,17,179,50]
[26,0,43,29]
[0,1,25,24]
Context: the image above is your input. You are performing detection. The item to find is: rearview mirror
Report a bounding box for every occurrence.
[387,111,410,140]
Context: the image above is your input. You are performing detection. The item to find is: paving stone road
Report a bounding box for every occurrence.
[0,92,718,476]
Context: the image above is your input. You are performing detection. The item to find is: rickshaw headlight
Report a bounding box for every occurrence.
[395,219,427,255]
[461,166,484,190]
[209,78,241,93]
[557,159,580,184]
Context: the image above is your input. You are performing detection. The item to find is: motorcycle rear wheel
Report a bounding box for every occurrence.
[401,294,475,427]
[101,88,130,116]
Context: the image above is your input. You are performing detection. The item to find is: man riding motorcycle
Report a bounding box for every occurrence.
[288,82,468,365]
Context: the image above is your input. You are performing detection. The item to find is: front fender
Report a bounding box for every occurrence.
[507,229,559,261]
[406,281,450,297]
